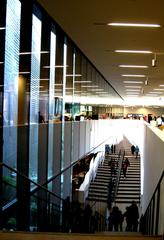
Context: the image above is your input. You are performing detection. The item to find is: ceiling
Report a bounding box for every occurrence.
[37,0,164,106]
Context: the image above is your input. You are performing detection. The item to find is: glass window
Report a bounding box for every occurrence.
[29,13,42,184]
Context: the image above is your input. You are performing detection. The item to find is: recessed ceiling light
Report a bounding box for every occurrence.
[126,89,141,92]
[126,94,139,96]
[154,88,164,91]
[119,65,148,68]
[108,23,161,28]
[149,92,162,94]
[0,27,5,30]
[81,85,99,88]
[74,81,92,83]
[123,81,143,84]
[159,85,164,87]
[66,74,82,77]
[115,50,152,54]
[125,86,142,88]
[122,74,146,77]
[19,51,49,55]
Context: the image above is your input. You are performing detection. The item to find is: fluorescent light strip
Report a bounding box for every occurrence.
[154,88,164,91]
[81,85,99,88]
[74,81,92,83]
[125,86,142,88]
[122,74,146,77]
[0,62,4,64]
[123,81,143,84]
[66,74,81,77]
[43,65,68,68]
[19,51,49,55]
[126,89,141,92]
[149,92,162,94]
[119,65,148,68]
[126,94,139,97]
[0,27,5,30]
[115,50,152,54]
[19,71,30,74]
[159,85,164,87]
[90,89,104,91]
[108,23,161,28]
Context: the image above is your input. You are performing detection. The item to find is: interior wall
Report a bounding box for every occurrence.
[124,107,164,117]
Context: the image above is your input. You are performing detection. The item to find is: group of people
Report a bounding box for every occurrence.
[108,201,139,232]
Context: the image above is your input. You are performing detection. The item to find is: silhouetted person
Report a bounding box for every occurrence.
[135,146,139,159]
[131,145,135,155]
[62,196,71,232]
[107,178,114,210]
[122,158,130,178]
[38,111,45,123]
[123,206,131,231]
[109,206,122,231]
[128,201,139,231]
[83,204,92,233]
[108,158,116,177]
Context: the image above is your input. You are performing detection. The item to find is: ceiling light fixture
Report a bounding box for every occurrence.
[149,92,162,94]
[108,23,161,28]
[66,74,82,77]
[125,86,142,88]
[126,89,141,92]
[122,74,146,77]
[154,88,164,91]
[74,81,92,83]
[115,50,152,54]
[19,51,49,55]
[119,65,148,68]
[81,85,99,88]
[123,81,143,84]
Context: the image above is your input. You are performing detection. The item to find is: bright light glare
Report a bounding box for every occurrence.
[108,23,161,27]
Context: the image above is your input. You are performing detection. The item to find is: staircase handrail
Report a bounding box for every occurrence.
[0,162,65,207]
[0,136,113,211]
[142,170,164,235]
[113,149,125,203]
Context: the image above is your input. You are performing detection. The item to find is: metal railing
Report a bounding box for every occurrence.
[141,170,164,236]
[113,149,125,203]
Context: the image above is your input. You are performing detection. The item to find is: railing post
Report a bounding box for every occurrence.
[155,185,161,235]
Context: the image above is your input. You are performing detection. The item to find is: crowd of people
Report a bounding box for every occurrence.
[108,201,139,232]
[62,197,103,233]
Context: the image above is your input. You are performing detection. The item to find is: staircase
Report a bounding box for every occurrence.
[87,154,119,202]
[115,147,140,204]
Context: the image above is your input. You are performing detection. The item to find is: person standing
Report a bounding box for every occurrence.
[131,145,135,155]
[135,146,139,159]
[128,201,139,232]
[122,158,130,178]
